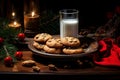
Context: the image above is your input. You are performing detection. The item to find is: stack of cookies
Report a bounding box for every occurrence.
[44,38,63,54]
[33,33,53,50]
[61,37,83,54]
[33,33,84,54]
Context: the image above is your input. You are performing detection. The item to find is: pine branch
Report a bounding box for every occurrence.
[0,18,19,61]
[3,45,9,56]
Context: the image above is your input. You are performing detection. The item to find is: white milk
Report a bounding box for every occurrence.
[60,19,78,38]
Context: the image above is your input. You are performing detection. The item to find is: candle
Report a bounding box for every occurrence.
[24,11,39,37]
[12,12,15,17]
[11,12,16,20]
[31,11,35,17]
[8,21,21,28]
[60,19,78,38]
[24,11,39,19]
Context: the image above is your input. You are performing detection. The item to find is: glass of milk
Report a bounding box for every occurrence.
[59,9,79,38]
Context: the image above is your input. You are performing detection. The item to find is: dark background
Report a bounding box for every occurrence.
[39,0,120,26]
[0,0,120,33]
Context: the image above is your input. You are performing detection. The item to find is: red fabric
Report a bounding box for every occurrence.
[93,37,120,67]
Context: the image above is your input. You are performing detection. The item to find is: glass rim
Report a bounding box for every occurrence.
[59,9,79,14]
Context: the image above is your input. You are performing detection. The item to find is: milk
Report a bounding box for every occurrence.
[60,19,78,38]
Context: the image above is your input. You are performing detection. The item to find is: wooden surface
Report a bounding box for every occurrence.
[0,38,120,79]
[0,50,120,79]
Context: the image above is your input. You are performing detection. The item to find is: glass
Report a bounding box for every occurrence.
[59,9,79,38]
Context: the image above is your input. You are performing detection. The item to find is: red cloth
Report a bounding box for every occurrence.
[93,37,120,66]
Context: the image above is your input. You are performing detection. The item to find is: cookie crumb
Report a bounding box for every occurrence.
[32,66,41,72]
[48,64,57,71]
[22,60,36,67]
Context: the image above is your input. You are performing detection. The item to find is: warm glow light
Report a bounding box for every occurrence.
[12,12,15,17]
[13,21,17,26]
[31,11,35,17]
[8,21,21,28]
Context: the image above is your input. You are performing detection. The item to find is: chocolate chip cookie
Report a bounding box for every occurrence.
[61,37,80,47]
[43,45,62,54]
[46,38,63,48]
[33,33,53,43]
[33,41,45,50]
[63,48,83,54]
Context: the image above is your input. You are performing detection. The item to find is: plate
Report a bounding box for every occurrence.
[28,37,98,59]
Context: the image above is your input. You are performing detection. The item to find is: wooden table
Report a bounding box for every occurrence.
[0,38,120,80]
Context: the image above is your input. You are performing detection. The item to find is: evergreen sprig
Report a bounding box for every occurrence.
[0,44,18,62]
[0,18,20,61]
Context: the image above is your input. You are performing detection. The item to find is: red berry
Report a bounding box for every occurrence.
[18,33,25,41]
[4,56,13,66]
[15,51,23,60]
[0,37,4,44]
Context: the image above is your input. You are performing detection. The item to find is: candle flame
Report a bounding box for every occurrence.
[13,21,17,26]
[31,11,35,17]
[12,12,15,17]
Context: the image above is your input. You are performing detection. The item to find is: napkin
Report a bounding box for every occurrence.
[93,37,120,67]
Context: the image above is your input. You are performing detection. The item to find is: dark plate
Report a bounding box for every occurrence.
[28,37,98,59]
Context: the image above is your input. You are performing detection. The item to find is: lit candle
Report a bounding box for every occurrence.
[24,11,40,37]
[12,12,15,17]
[26,11,39,18]
[13,21,17,26]
[11,12,16,19]
[8,21,21,28]
[31,11,35,17]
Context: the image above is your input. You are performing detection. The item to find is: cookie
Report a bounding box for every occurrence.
[61,37,80,47]
[33,41,45,50]
[46,38,63,48]
[33,33,53,43]
[63,48,83,54]
[43,45,62,54]
[22,60,36,67]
